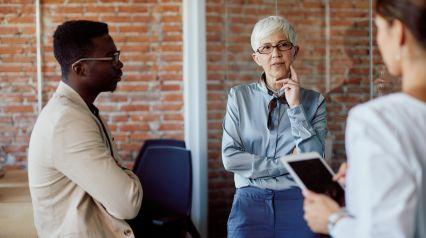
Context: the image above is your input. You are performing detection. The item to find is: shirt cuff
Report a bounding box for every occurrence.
[287,104,315,139]
[330,216,353,238]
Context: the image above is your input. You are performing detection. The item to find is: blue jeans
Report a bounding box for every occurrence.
[227,186,320,238]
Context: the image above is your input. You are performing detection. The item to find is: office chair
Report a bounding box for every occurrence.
[129,146,200,238]
[132,139,186,174]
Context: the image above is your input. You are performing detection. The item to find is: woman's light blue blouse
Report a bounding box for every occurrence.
[222,79,327,190]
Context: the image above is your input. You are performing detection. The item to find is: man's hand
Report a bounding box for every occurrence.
[303,190,341,234]
[276,65,300,108]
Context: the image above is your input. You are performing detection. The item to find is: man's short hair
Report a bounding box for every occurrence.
[53,20,109,76]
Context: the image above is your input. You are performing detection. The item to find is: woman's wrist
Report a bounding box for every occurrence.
[327,209,348,234]
[288,102,300,109]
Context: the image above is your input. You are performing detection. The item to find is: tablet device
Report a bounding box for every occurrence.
[281,152,345,206]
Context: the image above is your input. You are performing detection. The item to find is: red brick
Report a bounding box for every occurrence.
[153,103,182,111]
[3,105,34,113]
[84,5,116,12]
[119,25,149,33]
[161,15,181,23]
[130,114,161,122]
[158,44,182,52]
[159,123,183,131]
[163,114,183,121]
[124,74,156,81]
[160,54,182,62]
[159,84,181,91]
[120,104,150,112]
[117,6,148,13]
[154,5,180,12]
[119,124,149,132]
[118,84,149,92]
[162,93,182,102]
[161,25,181,32]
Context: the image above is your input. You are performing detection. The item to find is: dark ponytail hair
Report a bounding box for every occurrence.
[376,0,426,49]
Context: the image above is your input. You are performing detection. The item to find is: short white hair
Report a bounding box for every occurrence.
[250,16,297,52]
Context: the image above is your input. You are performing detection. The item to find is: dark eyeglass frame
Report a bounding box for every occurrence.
[71,51,120,68]
[257,41,294,54]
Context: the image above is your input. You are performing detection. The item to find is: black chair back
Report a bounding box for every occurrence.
[139,146,192,217]
[129,145,200,238]
[133,139,186,174]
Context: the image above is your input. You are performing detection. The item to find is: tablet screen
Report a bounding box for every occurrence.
[288,158,345,206]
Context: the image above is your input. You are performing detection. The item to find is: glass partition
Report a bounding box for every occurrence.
[206,0,402,236]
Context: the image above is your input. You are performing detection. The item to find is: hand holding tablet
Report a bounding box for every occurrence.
[280,152,345,206]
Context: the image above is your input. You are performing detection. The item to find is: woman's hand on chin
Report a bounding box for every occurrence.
[275,66,300,108]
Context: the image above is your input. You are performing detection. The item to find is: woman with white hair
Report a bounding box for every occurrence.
[222,16,326,237]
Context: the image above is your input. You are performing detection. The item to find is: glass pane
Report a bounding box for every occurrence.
[323,0,371,167]
[206,0,404,237]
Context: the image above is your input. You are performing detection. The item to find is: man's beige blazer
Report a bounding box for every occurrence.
[28,81,143,238]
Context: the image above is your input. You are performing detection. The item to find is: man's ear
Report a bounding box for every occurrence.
[72,63,86,76]
[252,53,262,66]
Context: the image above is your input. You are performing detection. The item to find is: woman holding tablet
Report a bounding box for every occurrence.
[303,0,426,237]
[222,16,327,237]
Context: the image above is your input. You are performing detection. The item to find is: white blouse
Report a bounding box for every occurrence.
[331,93,426,238]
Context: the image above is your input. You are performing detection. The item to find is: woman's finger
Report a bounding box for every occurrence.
[333,163,348,187]
[276,78,299,85]
[275,79,290,86]
[281,83,298,91]
[281,82,299,87]
[333,163,347,180]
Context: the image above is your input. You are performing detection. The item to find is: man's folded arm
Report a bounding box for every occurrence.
[53,113,143,220]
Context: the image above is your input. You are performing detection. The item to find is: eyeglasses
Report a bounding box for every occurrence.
[71,51,120,68]
[257,41,294,54]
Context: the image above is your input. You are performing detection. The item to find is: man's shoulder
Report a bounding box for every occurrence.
[38,94,92,128]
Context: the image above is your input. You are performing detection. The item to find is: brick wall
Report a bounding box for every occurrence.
[0,1,37,168]
[0,0,184,169]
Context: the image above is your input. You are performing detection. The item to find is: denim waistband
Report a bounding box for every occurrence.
[236,186,303,200]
